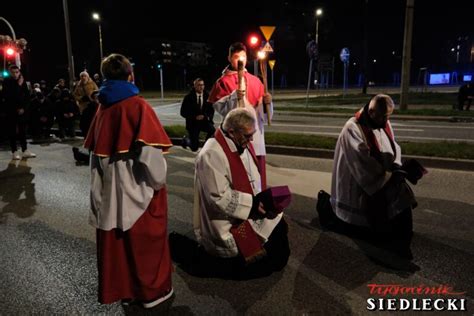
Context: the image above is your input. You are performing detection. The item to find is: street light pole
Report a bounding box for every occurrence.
[98,23,103,61]
[62,0,75,89]
[315,8,323,88]
[400,0,415,111]
[92,13,103,61]
[159,68,164,101]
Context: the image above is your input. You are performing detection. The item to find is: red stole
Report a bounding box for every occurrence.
[84,96,172,156]
[208,69,264,107]
[214,128,266,263]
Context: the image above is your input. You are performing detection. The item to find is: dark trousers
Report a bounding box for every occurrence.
[170,218,290,280]
[58,117,75,138]
[324,207,413,259]
[7,118,27,153]
[187,121,215,152]
[30,117,54,138]
[458,96,472,110]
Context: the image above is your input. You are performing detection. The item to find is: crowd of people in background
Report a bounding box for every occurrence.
[0,66,102,159]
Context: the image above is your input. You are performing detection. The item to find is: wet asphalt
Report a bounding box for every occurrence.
[0,141,473,315]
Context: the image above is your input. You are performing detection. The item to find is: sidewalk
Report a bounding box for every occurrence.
[170,138,474,171]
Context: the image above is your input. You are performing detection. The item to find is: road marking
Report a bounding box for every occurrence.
[271,130,474,143]
[422,209,443,215]
[396,135,474,143]
[392,123,474,130]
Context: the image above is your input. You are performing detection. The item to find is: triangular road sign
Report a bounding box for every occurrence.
[259,26,275,41]
[268,60,276,70]
[262,42,273,53]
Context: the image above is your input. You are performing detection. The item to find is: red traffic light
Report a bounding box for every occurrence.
[6,47,15,56]
[248,35,260,47]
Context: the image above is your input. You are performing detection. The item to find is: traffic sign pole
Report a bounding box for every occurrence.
[340,48,350,98]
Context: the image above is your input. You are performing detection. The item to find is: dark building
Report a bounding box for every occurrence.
[133,38,213,91]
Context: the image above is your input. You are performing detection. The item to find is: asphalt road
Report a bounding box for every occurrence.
[152,102,474,144]
[0,141,473,314]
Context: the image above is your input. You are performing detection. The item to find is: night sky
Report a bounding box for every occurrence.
[1,0,473,87]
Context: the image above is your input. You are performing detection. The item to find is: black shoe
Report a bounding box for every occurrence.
[72,147,81,161]
[181,136,188,149]
[72,147,90,164]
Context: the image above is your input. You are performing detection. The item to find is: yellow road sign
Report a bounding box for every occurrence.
[259,26,275,41]
[262,42,273,53]
[268,60,276,70]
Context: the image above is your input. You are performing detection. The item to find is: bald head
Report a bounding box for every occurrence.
[368,94,394,128]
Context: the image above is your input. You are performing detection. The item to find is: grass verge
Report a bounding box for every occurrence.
[164,125,474,160]
[280,92,458,106]
[274,106,474,117]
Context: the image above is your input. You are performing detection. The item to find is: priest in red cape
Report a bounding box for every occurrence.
[208,42,273,189]
[84,54,173,308]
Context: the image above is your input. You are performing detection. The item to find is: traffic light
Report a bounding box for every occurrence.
[248,35,260,48]
[2,70,9,78]
[5,47,15,57]
[156,63,162,70]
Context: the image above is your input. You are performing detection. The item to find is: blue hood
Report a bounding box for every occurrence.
[98,80,139,106]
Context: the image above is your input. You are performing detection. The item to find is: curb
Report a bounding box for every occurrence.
[169,138,474,171]
[265,145,474,171]
[274,111,474,123]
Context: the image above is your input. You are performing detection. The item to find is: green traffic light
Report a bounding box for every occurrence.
[2,70,9,77]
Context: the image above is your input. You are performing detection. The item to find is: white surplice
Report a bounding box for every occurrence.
[330,117,402,226]
[193,132,282,258]
[89,145,167,231]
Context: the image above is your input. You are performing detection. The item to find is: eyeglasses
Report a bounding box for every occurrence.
[242,131,255,140]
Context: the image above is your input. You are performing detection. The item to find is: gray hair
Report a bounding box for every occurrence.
[369,94,394,111]
[223,108,255,132]
[79,71,90,78]
[193,78,204,85]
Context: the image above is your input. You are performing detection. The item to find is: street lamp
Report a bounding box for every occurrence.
[315,8,323,47]
[92,12,103,61]
[315,8,323,87]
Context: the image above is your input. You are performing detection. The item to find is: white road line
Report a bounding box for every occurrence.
[275,131,474,143]
[392,123,474,130]
[151,102,181,109]
[268,123,424,132]
[396,135,474,142]
[422,209,443,215]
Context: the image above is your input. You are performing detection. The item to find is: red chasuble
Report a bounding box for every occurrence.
[85,95,173,304]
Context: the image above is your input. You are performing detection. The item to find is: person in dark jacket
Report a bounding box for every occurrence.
[457,83,474,111]
[56,89,78,139]
[79,89,99,137]
[180,78,215,152]
[29,92,55,141]
[2,65,35,160]
[73,90,99,164]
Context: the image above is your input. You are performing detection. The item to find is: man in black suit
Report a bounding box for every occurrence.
[458,82,474,111]
[180,78,215,151]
